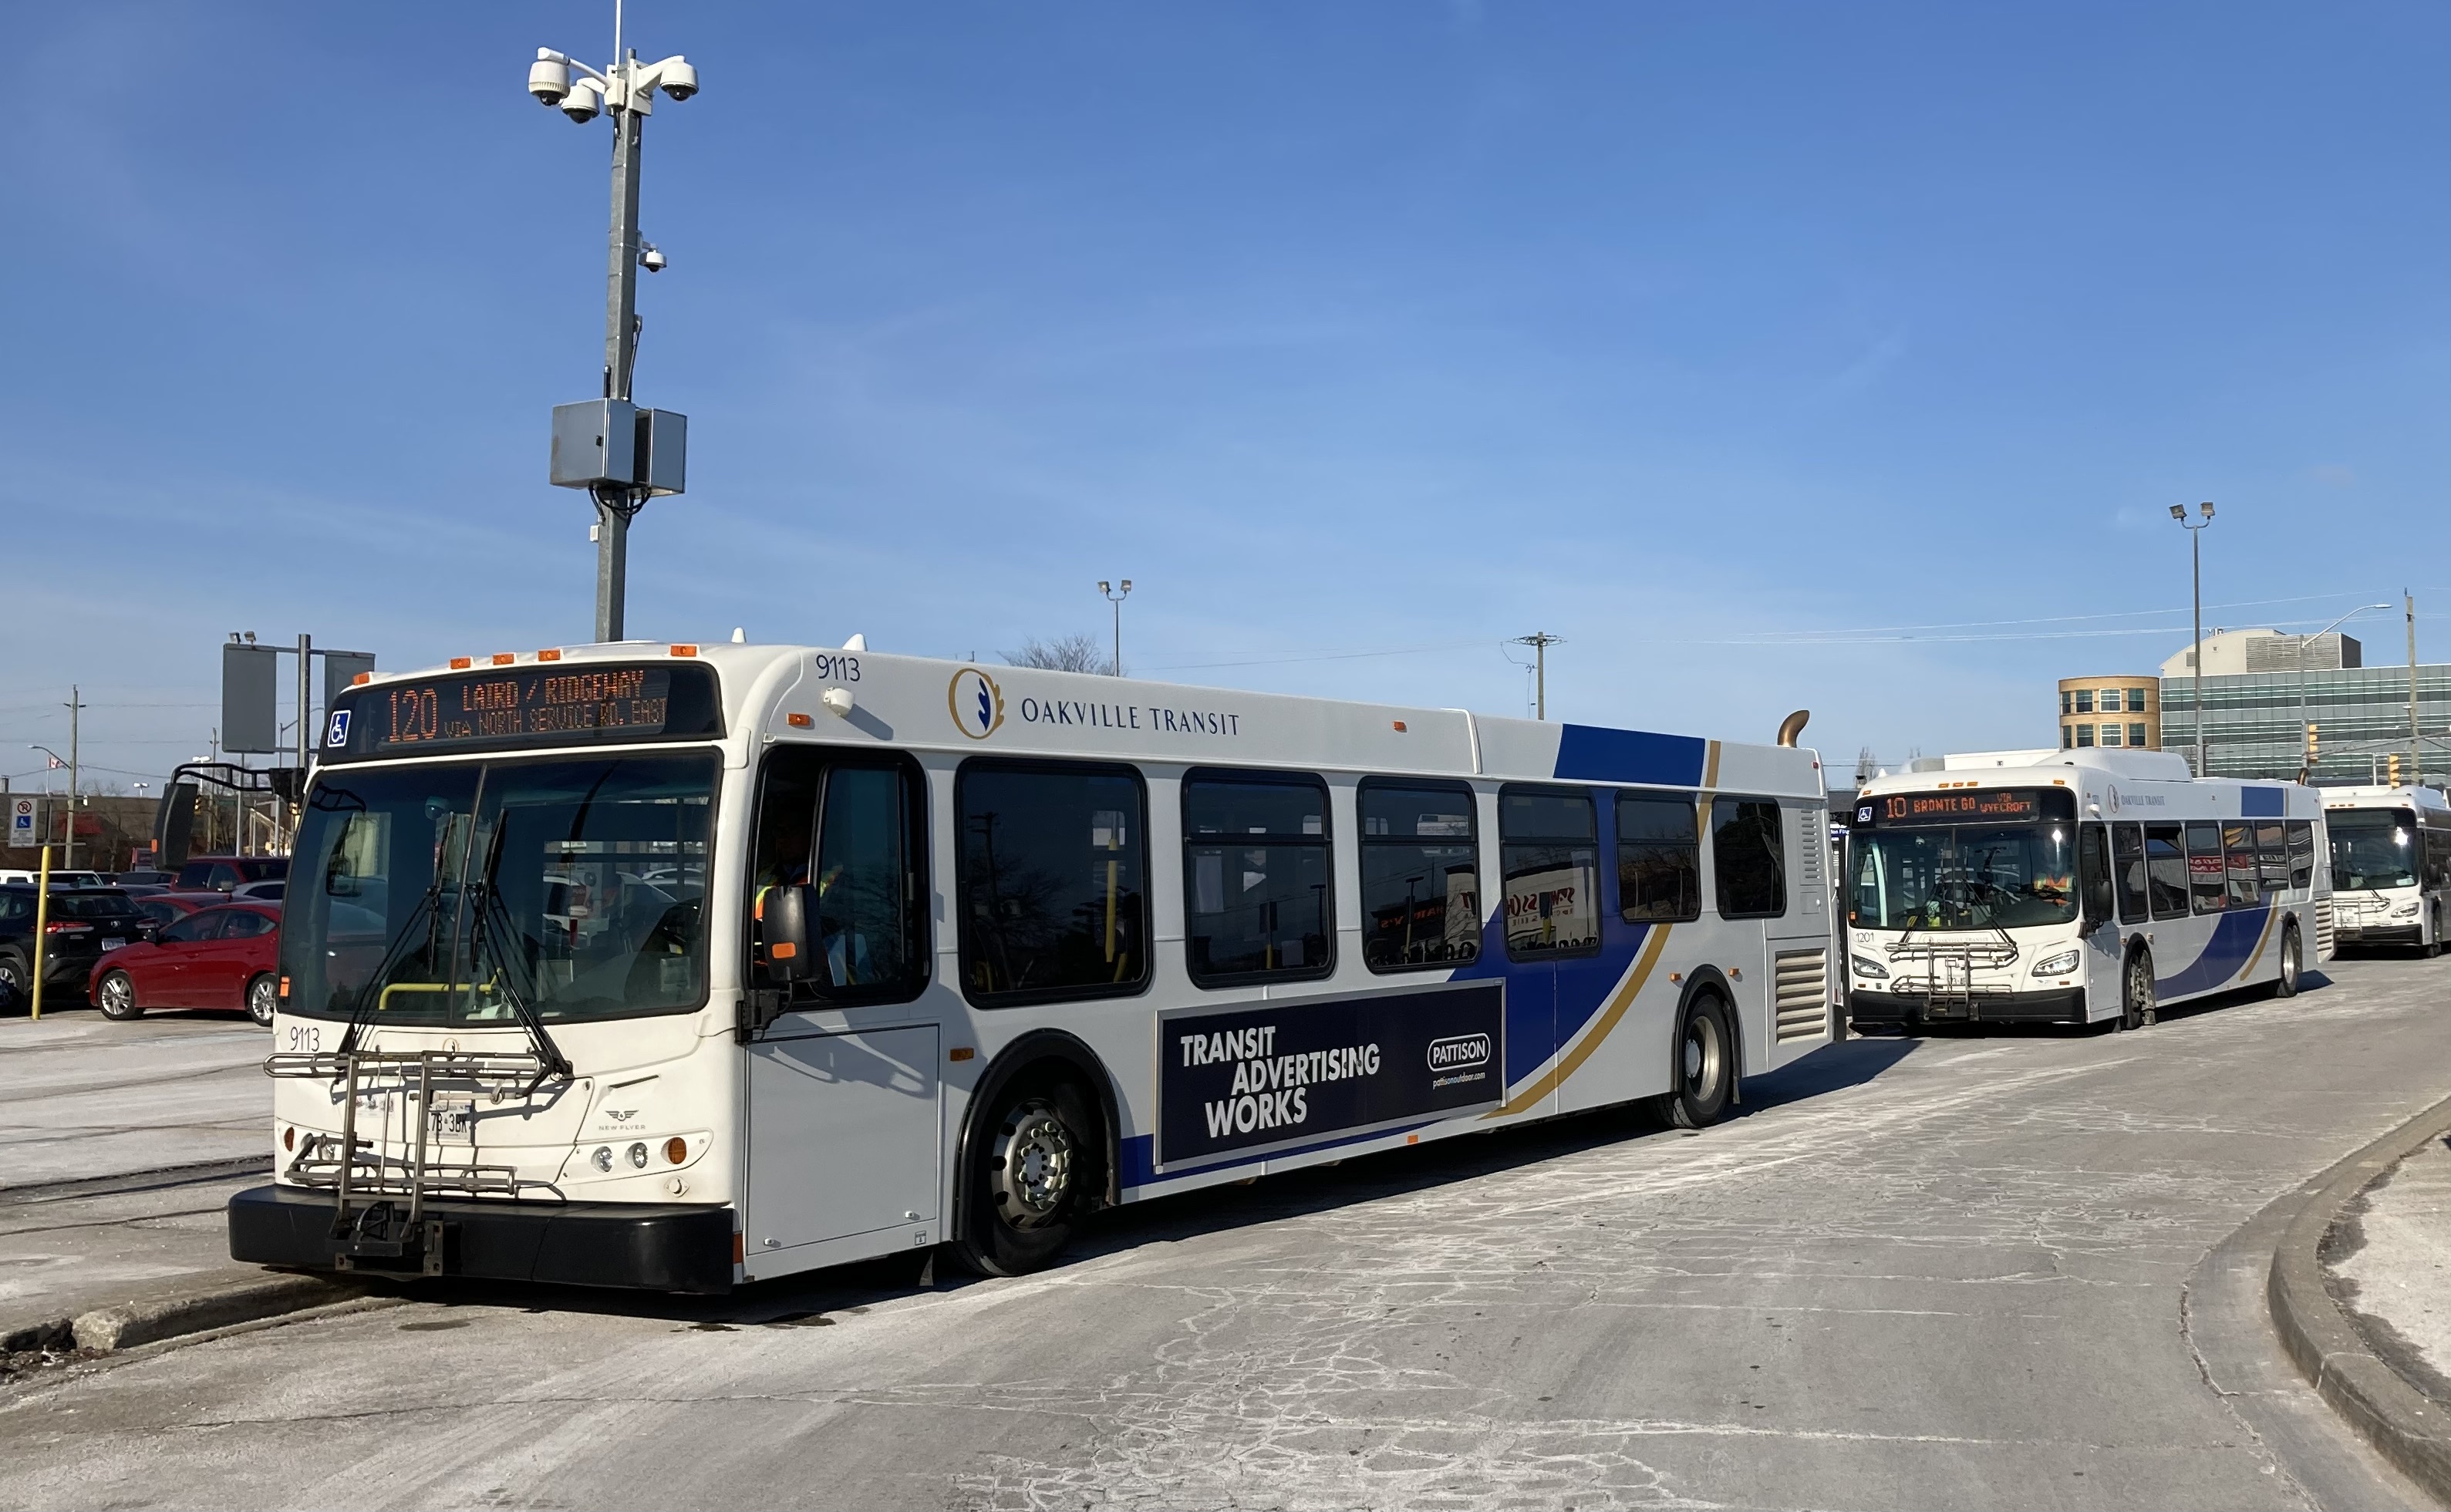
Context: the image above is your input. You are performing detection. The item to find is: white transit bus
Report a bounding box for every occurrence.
[228,642,1836,1291]
[1842,748,2331,1032]
[2322,784,2451,955]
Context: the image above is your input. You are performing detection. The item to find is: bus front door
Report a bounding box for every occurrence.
[743,1025,941,1261]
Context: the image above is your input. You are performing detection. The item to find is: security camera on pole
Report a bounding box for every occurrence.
[528,13,698,643]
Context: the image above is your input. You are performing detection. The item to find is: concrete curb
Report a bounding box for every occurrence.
[2268,1092,2451,1507]
[2,1273,366,1359]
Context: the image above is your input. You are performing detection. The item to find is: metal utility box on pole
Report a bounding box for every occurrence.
[529,37,699,645]
[222,642,282,754]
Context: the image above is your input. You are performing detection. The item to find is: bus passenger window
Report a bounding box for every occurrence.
[1358,782,1478,973]
[2186,820,2227,914]
[1617,793,1701,923]
[1500,788,1600,958]
[957,762,1149,1006]
[2145,823,2190,920]
[2223,823,2259,908]
[2112,823,2148,924]
[1711,798,1786,920]
[1182,772,1334,985]
[2286,820,2315,891]
[750,750,927,1005]
[2256,821,2288,895]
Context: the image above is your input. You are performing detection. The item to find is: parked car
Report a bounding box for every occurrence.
[89,901,282,1025]
[173,856,288,894]
[131,891,235,929]
[0,885,157,999]
[231,879,286,902]
[0,869,110,888]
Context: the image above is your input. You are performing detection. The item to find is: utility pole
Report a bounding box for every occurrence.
[2409,590,2423,786]
[1510,632,1565,720]
[1099,580,1132,675]
[64,687,83,870]
[2169,503,2214,774]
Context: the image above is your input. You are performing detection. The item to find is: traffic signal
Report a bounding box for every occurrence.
[2307,722,2318,765]
[2388,753,2402,786]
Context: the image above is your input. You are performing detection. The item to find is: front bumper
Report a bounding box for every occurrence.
[1849,987,2089,1025]
[2334,924,2422,945]
[228,1184,736,1294]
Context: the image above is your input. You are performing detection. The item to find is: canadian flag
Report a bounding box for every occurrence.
[43,755,62,769]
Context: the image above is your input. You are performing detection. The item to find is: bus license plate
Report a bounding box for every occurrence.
[428,1098,476,1143]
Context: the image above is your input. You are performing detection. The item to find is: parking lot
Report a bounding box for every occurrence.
[1,952,2443,1510]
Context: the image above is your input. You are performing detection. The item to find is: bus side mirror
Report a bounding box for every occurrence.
[765,884,814,982]
[155,783,197,871]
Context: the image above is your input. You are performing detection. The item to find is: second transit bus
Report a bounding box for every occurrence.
[1842,747,2332,1031]
[229,641,1837,1290]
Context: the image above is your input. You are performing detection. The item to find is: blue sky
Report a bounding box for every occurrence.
[3,2,2445,793]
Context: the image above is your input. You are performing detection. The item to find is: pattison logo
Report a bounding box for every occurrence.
[1427,1032,1492,1071]
[948,668,1006,740]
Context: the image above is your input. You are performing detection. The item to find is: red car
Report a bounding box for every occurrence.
[131,891,234,930]
[90,901,282,1026]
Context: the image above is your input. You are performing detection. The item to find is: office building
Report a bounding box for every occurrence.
[2058,676,2160,751]
[2155,628,2447,785]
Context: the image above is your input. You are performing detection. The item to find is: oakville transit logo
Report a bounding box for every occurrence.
[947,668,1006,740]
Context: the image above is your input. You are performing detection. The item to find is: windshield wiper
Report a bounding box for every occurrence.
[464,817,574,1094]
[335,817,460,1059]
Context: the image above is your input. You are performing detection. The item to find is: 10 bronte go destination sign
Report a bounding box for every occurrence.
[1158,982,1507,1167]
[949,667,1243,743]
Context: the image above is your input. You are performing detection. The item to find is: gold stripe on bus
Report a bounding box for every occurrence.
[1487,924,1675,1120]
[2239,903,2279,980]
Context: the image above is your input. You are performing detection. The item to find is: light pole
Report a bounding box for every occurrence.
[2168,503,2214,775]
[1098,580,1132,676]
[2297,604,2387,781]
[1509,632,1565,719]
[528,13,699,643]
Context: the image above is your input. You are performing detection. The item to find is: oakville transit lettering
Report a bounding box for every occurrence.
[1017,696,1241,737]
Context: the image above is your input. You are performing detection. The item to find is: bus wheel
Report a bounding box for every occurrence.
[2273,924,2303,998]
[96,969,142,1022]
[2119,948,2156,1031]
[954,1077,1096,1278]
[1657,995,1735,1130]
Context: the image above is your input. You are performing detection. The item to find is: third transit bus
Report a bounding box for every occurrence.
[228,641,1836,1290]
[2323,784,2451,955]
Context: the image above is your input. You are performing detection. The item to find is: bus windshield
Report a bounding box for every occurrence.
[1849,821,2078,931]
[279,750,716,1025]
[2329,810,2416,891]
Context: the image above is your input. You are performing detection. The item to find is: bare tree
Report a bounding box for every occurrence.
[1005,634,1113,675]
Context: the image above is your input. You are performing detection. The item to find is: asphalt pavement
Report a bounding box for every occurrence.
[0,955,2446,1510]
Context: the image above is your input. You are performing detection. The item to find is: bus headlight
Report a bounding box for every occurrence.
[591,1146,613,1172]
[2392,900,2420,917]
[2031,950,2081,977]
[1850,955,1889,981]
[627,1142,649,1169]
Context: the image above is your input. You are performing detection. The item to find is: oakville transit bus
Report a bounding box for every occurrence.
[228,641,1836,1292]
[2322,783,2451,955]
[1842,747,2333,1032]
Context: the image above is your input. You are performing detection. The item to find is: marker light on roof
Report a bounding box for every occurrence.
[450,657,473,670]
[670,644,699,657]
[352,672,372,685]
[538,648,563,662]
[491,653,516,666]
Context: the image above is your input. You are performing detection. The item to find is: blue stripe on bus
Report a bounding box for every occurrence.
[1552,726,1709,787]
[2155,903,2272,999]
[2241,786,2287,818]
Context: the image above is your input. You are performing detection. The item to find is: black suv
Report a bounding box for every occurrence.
[0,886,158,1000]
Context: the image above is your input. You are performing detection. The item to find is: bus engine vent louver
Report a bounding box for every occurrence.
[2315,897,2335,959]
[1773,948,1829,1041]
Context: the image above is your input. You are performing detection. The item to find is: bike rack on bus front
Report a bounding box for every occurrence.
[265,1049,554,1275]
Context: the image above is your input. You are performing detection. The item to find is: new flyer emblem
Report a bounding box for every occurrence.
[948,668,1006,740]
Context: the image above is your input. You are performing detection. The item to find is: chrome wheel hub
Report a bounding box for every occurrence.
[990,1099,1075,1230]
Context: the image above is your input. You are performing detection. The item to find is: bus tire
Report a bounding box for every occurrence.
[95,968,142,1022]
[2119,947,2156,1031]
[952,1073,1097,1278]
[2272,923,2303,998]
[1657,994,1736,1130]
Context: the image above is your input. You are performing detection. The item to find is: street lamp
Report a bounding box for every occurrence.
[1098,580,1133,676]
[528,19,700,643]
[2169,502,2214,774]
[2297,604,2389,781]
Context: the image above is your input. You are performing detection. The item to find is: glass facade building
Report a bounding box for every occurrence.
[2159,662,2451,784]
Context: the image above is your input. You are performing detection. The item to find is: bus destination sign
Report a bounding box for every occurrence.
[1857,788,2065,827]
[325,663,722,761]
